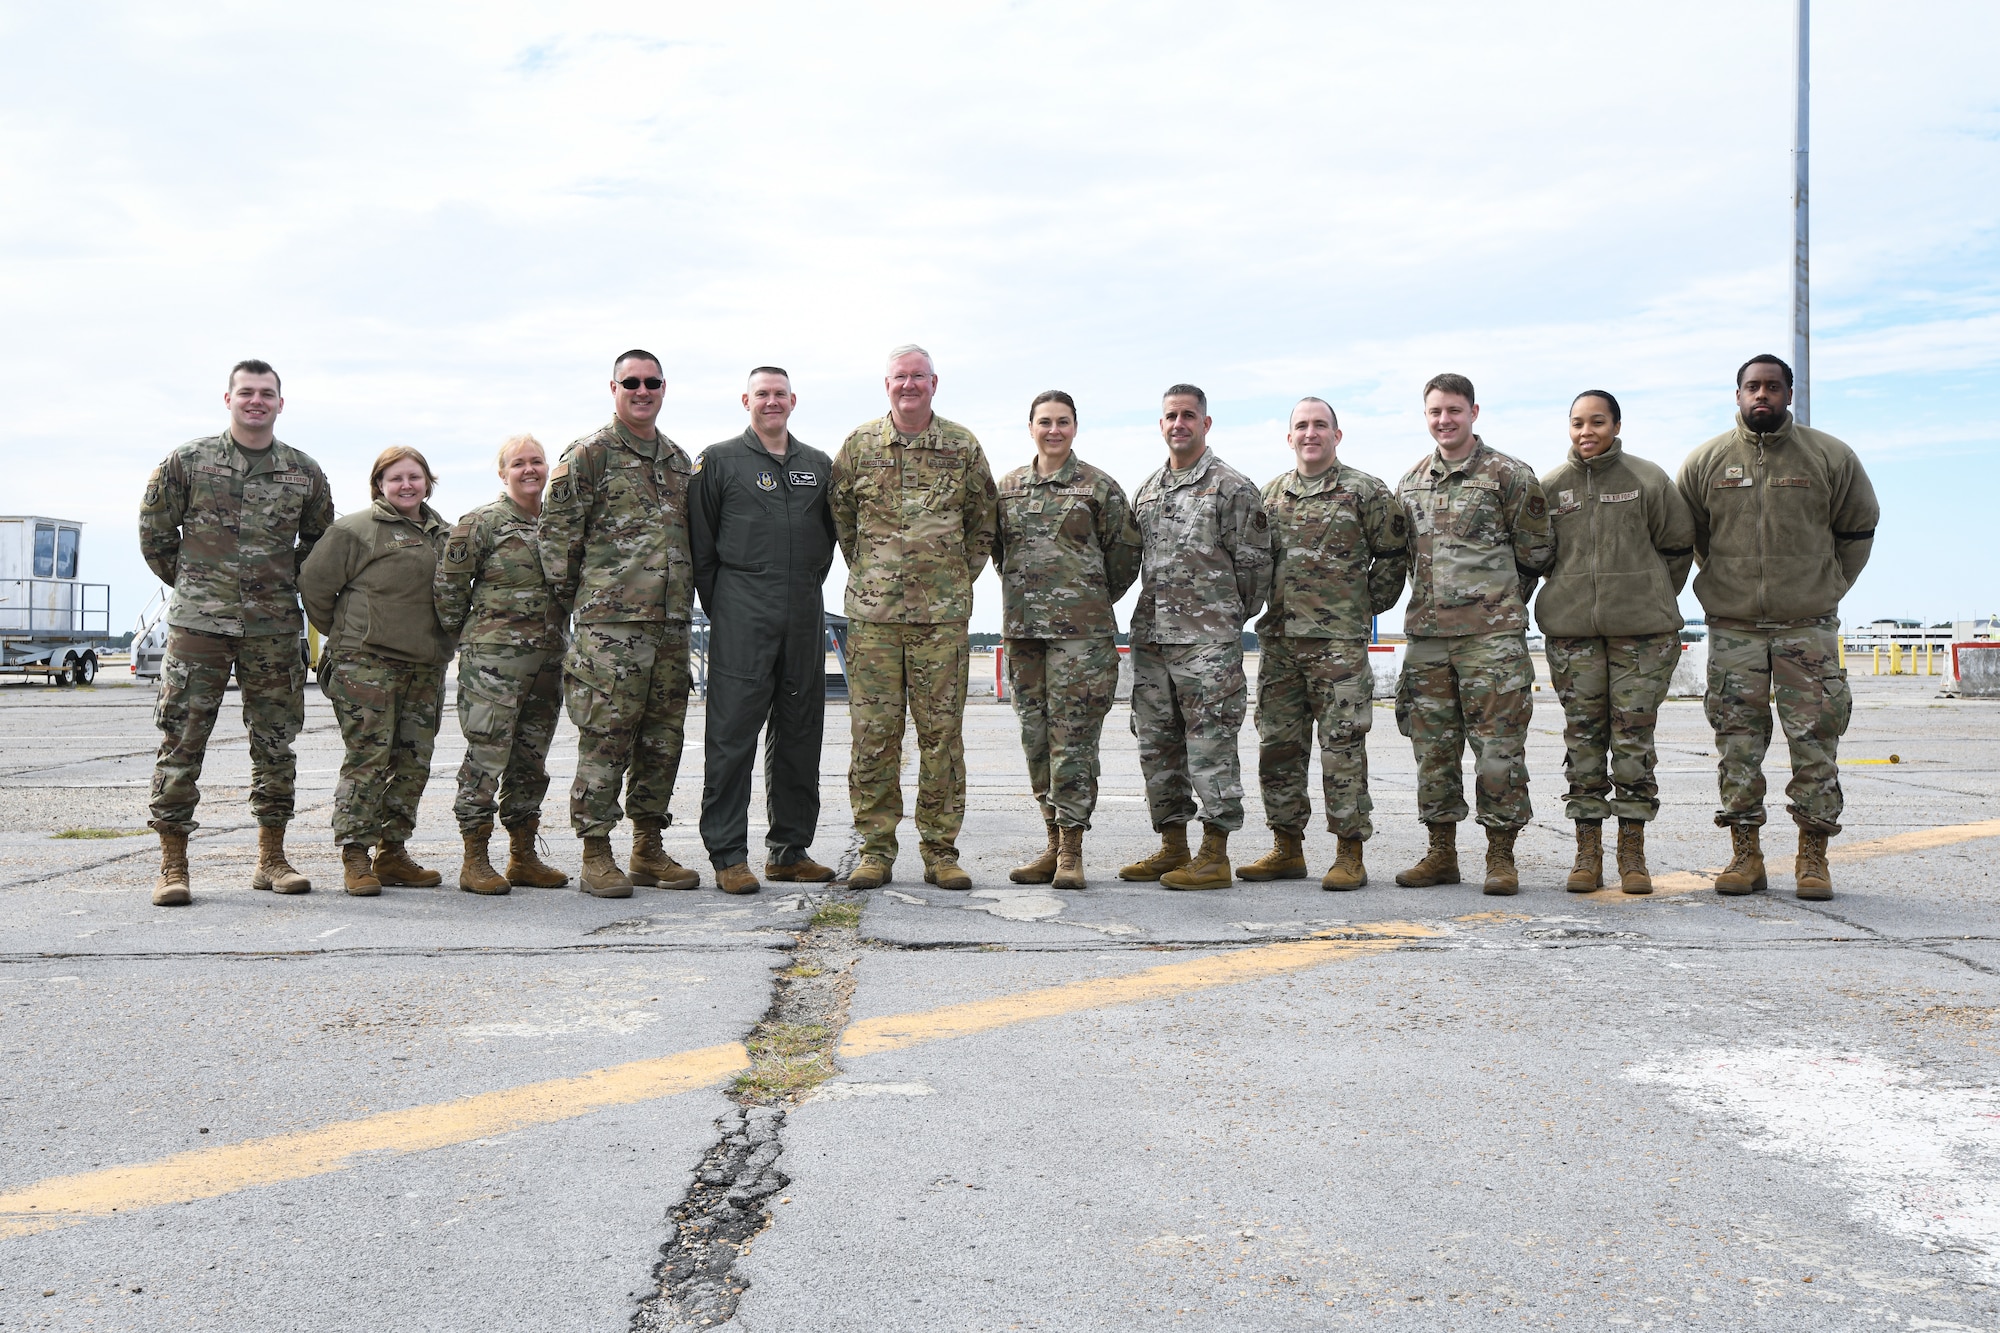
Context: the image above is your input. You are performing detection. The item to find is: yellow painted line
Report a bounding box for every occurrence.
[0,1042,749,1239]
[1578,817,2000,902]
[1832,818,2000,862]
[839,922,1436,1058]
[2,922,1434,1239]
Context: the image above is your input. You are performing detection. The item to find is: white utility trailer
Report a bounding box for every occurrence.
[0,515,112,685]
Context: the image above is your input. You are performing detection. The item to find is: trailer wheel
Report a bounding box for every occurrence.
[77,652,98,685]
[51,655,74,687]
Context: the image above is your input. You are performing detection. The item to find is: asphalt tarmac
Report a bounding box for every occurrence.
[1,662,1995,1330]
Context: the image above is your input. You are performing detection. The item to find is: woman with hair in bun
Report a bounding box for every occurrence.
[301,446,455,895]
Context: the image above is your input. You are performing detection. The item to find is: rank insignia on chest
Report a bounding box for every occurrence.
[756,470,777,492]
[788,470,818,487]
[1725,465,1743,480]
[1559,490,1574,507]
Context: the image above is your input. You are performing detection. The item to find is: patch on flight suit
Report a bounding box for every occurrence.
[788,470,818,486]
[756,470,777,492]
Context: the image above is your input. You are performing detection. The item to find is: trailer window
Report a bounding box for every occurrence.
[33,524,54,577]
[56,527,79,579]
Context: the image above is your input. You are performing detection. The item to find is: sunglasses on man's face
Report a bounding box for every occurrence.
[618,377,665,391]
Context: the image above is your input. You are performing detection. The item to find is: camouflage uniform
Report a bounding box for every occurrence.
[1395,437,1553,829]
[1678,413,1879,834]
[435,494,568,834]
[300,500,454,846]
[138,431,332,834]
[1253,462,1410,837]
[829,414,998,864]
[994,454,1142,828]
[538,419,696,837]
[1129,449,1273,832]
[1537,439,1696,822]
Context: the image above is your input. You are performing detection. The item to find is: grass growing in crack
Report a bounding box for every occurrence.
[52,828,149,840]
[733,1021,836,1099]
[810,898,863,930]
[784,963,824,979]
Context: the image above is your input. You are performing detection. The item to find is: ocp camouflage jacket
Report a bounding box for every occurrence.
[538,419,695,626]
[1395,437,1553,638]
[138,431,334,637]
[1535,438,1694,639]
[435,494,566,651]
[829,413,998,625]
[1676,412,1879,630]
[1130,448,1272,645]
[994,453,1142,640]
[1255,461,1409,641]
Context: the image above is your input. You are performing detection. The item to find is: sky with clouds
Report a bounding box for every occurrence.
[4,1,1995,635]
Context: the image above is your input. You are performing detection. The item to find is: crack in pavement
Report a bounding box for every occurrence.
[633,894,864,1331]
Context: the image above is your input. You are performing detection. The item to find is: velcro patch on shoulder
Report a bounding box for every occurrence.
[549,462,570,481]
[1598,490,1640,504]
[1526,495,1547,518]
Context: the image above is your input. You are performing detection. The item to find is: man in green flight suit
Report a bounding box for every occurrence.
[691,367,840,895]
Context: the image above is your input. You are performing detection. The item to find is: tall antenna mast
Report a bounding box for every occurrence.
[1792,0,1811,425]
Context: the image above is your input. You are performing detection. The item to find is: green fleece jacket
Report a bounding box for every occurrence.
[300,499,455,665]
[1676,413,1878,629]
[1534,439,1694,638]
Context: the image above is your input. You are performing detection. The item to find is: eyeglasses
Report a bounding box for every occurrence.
[617,377,664,391]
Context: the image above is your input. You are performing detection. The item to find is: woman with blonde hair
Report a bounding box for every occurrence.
[434,434,570,893]
[301,446,455,894]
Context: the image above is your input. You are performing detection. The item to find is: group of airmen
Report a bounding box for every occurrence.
[136,345,1878,909]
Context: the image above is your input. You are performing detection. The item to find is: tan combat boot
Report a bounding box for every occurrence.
[458,823,511,895]
[153,828,192,907]
[846,855,893,890]
[765,857,836,883]
[1395,823,1460,887]
[1713,825,1766,895]
[1052,826,1086,891]
[251,824,311,894]
[1616,819,1652,895]
[505,818,570,888]
[342,843,381,896]
[716,863,760,895]
[1565,820,1603,893]
[1482,827,1520,896]
[1795,827,1833,901]
[579,835,633,898]
[1160,824,1232,891]
[1011,821,1060,884]
[1119,823,1191,881]
[923,844,972,890]
[374,841,441,887]
[1237,826,1308,882]
[629,818,700,890]
[1322,836,1367,891]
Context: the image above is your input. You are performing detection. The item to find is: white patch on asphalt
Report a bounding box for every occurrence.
[1630,1047,2000,1278]
[881,890,928,906]
[964,888,1065,921]
[765,893,808,913]
[1072,920,1146,937]
[804,1080,936,1103]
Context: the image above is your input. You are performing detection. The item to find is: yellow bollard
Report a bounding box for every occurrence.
[1872,645,1880,675]
[1838,638,1847,669]
[1892,642,1902,676]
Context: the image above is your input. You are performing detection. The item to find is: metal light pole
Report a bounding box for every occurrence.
[1792,0,1811,425]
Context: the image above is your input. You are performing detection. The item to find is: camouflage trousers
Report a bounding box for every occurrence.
[323,650,445,846]
[149,628,305,835]
[1704,620,1849,835]
[1398,632,1534,830]
[1130,639,1248,832]
[1005,636,1119,829]
[1255,636,1376,839]
[847,619,968,862]
[563,621,691,837]
[452,644,562,834]
[1544,633,1681,822]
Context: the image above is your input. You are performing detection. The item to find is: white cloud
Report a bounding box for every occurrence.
[1,0,1994,630]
